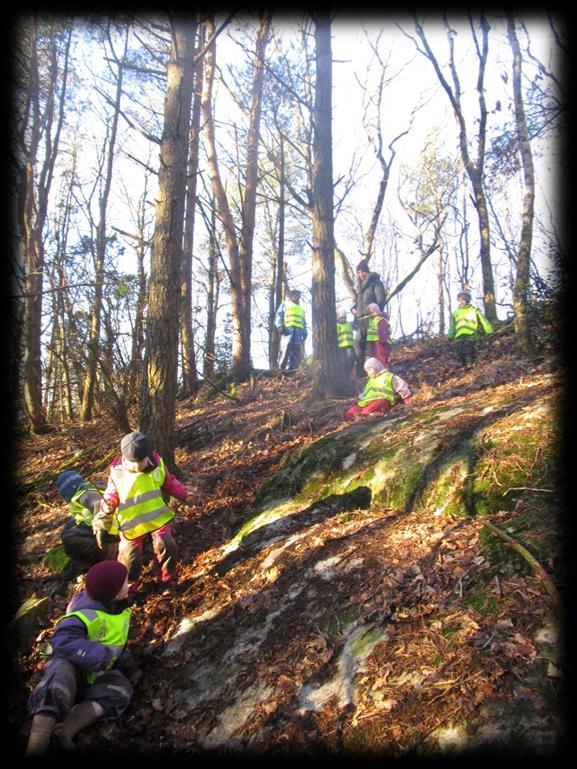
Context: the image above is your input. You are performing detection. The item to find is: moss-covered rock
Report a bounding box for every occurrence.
[227,391,558,552]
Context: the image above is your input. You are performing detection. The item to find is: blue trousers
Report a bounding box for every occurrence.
[28,656,132,721]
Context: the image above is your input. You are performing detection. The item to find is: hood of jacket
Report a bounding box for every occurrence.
[357,271,382,290]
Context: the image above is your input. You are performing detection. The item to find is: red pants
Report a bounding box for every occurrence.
[367,341,390,368]
[345,398,391,422]
[118,523,177,584]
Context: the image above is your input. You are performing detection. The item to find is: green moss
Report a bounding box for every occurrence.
[44,545,70,573]
[421,449,471,518]
[440,624,461,641]
[478,527,533,575]
[253,430,360,511]
[348,626,384,657]
[232,394,559,564]
[464,587,499,616]
[388,462,425,509]
[326,609,357,643]
[470,413,558,516]
[226,499,299,550]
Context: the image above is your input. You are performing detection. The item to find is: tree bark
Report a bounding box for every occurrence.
[180,21,203,396]
[310,14,343,397]
[236,13,272,380]
[203,198,219,380]
[269,136,285,369]
[202,15,271,382]
[201,17,242,373]
[16,18,72,433]
[139,19,196,468]
[507,13,536,356]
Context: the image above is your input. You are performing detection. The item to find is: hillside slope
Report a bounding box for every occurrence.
[8,327,568,759]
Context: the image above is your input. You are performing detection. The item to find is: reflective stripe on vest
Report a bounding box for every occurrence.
[337,321,354,348]
[111,458,174,541]
[69,486,96,526]
[284,300,305,329]
[452,306,481,338]
[62,607,131,684]
[358,370,396,407]
[366,315,384,342]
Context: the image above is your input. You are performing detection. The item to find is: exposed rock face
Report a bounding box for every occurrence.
[159,374,561,755]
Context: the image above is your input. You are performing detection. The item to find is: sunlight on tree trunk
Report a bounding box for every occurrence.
[507,13,535,356]
[237,13,272,380]
[139,20,196,468]
[181,21,202,397]
[310,13,343,398]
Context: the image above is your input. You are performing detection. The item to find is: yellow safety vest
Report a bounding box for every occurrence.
[62,607,131,684]
[336,321,354,348]
[111,458,174,541]
[358,371,396,407]
[366,315,385,342]
[284,300,305,329]
[69,485,98,526]
[450,305,493,339]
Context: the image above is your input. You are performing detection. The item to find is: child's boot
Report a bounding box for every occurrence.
[25,713,56,757]
[52,701,103,751]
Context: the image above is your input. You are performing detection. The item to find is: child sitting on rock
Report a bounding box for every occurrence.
[345,357,411,422]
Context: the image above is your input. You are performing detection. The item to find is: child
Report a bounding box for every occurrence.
[365,302,391,369]
[352,260,386,376]
[336,305,355,377]
[25,560,133,756]
[275,289,307,371]
[448,290,493,366]
[56,471,118,577]
[345,357,411,422]
[93,431,195,588]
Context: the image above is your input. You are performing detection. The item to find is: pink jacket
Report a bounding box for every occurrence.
[101,450,189,511]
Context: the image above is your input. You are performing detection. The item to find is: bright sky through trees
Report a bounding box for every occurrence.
[44,12,562,370]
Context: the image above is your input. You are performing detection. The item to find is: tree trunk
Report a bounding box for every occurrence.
[269,136,285,369]
[235,13,272,380]
[414,14,498,325]
[180,21,202,396]
[507,13,535,356]
[139,19,196,469]
[17,19,72,433]
[203,199,219,380]
[80,27,128,421]
[127,184,149,399]
[310,14,343,397]
[201,17,243,374]
[202,15,271,382]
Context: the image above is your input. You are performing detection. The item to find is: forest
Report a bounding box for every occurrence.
[8,9,569,760]
[9,11,566,458]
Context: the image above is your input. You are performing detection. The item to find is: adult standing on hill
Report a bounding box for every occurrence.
[352,260,386,376]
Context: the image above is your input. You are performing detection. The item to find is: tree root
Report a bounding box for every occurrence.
[483,519,563,617]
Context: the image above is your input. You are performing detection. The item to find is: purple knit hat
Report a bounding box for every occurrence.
[85,561,128,602]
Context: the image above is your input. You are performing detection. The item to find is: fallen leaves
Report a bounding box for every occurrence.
[8,331,564,757]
